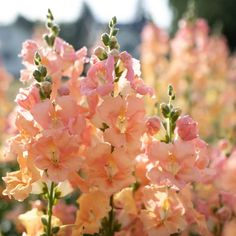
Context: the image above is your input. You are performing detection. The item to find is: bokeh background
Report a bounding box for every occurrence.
[0,0,235,77]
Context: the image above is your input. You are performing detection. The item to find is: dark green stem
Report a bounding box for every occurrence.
[108,195,114,236]
[47,182,55,236]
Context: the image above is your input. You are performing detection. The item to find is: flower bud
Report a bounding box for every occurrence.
[170,108,182,122]
[146,117,161,135]
[160,103,170,118]
[109,36,120,50]
[94,46,107,60]
[101,33,110,46]
[176,115,199,141]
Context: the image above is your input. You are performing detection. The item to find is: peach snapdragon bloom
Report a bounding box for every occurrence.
[147,138,209,189]
[30,130,81,183]
[140,185,187,236]
[217,150,236,195]
[118,51,153,96]
[92,95,145,154]
[73,191,110,235]
[81,54,115,96]
[19,208,61,236]
[15,85,40,111]
[53,201,77,225]
[19,37,87,99]
[84,142,135,195]
[222,218,236,236]
[2,155,40,201]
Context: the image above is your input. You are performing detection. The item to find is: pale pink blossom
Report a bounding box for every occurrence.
[81,55,115,96]
[176,115,199,141]
[84,142,135,195]
[140,185,187,236]
[20,40,39,65]
[146,116,161,135]
[147,139,209,189]
[92,95,145,153]
[30,130,81,182]
[15,85,40,111]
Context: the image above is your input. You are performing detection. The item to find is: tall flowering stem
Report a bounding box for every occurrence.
[161,85,181,143]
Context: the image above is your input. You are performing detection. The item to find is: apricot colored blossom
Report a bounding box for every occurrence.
[119,51,153,96]
[147,138,209,189]
[15,85,40,111]
[222,219,236,236]
[81,54,115,96]
[53,201,77,225]
[30,130,80,182]
[2,155,40,201]
[217,150,236,195]
[140,185,187,236]
[92,95,145,153]
[19,208,61,236]
[73,191,110,235]
[83,142,135,195]
[20,40,39,65]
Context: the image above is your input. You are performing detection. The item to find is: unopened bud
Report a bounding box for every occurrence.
[112,16,117,25]
[146,116,161,135]
[168,84,173,96]
[41,81,52,99]
[94,46,107,60]
[38,65,47,77]
[160,103,170,118]
[171,108,182,122]
[101,33,110,46]
[41,216,48,226]
[112,28,119,36]
[109,36,120,50]
[52,226,60,234]
[33,70,42,82]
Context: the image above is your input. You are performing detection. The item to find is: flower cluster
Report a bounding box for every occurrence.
[140,8,236,141]
[2,9,235,236]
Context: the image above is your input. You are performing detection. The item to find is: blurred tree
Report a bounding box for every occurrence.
[169,0,236,51]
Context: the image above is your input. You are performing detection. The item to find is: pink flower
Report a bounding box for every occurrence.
[15,85,40,111]
[15,110,39,137]
[147,139,209,189]
[84,143,135,195]
[146,116,161,135]
[53,201,77,224]
[119,51,137,82]
[73,191,110,235]
[30,96,87,143]
[2,155,40,201]
[54,37,76,62]
[30,130,81,182]
[217,150,236,195]
[92,95,145,153]
[176,115,199,141]
[81,55,115,96]
[140,185,187,236]
[20,40,39,65]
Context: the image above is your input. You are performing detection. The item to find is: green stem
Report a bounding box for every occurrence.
[167,117,172,143]
[167,97,173,143]
[108,195,114,236]
[47,182,55,236]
